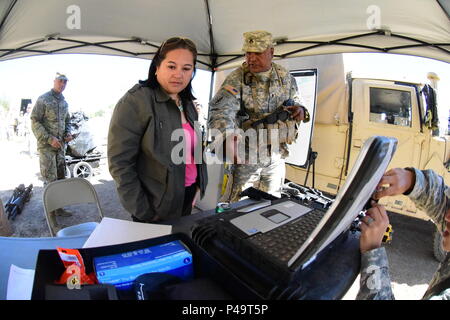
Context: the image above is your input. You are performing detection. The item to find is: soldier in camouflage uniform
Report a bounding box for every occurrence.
[31,73,74,227]
[356,167,450,300]
[208,31,310,202]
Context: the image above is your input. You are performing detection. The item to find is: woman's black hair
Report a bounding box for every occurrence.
[141,37,197,101]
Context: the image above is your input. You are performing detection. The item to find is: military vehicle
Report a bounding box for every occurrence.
[280,54,450,261]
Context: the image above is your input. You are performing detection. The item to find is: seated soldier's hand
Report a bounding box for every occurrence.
[286,105,305,122]
[360,202,390,254]
[373,168,415,200]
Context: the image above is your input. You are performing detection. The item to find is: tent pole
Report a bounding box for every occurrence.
[208,69,215,101]
[204,0,217,102]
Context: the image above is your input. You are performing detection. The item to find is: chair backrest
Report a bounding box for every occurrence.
[43,178,103,213]
[43,178,104,236]
[0,198,13,236]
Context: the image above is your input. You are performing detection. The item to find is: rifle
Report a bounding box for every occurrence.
[5,184,33,220]
[283,182,334,208]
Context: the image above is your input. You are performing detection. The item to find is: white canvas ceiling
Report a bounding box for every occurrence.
[0,0,449,70]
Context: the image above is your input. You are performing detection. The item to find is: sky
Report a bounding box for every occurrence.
[0,54,212,117]
[0,52,449,133]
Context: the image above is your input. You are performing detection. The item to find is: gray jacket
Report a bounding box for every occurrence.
[108,84,207,222]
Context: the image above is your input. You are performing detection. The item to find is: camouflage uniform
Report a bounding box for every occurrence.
[31,89,71,184]
[357,168,450,300]
[208,32,309,203]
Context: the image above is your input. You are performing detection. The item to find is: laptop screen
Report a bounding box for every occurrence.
[288,135,397,268]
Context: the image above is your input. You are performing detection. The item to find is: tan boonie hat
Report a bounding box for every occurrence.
[427,72,440,81]
[242,30,273,53]
[55,72,68,81]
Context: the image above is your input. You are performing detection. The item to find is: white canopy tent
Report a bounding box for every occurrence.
[1,0,449,71]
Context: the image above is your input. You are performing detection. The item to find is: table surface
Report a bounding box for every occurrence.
[0,234,89,300]
[0,201,250,300]
[1,198,361,300]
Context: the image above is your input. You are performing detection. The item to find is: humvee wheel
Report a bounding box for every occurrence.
[73,161,93,179]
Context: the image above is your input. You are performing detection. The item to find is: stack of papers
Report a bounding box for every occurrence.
[82,217,172,248]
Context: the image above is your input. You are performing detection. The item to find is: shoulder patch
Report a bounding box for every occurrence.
[223,85,239,96]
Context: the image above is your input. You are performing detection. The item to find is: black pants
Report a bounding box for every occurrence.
[181,183,197,217]
[132,184,197,223]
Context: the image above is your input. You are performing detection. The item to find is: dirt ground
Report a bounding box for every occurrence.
[0,141,131,238]
[0,123,441,299]
[0,116,131,237]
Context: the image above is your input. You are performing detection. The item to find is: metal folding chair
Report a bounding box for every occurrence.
[42,178,104,237]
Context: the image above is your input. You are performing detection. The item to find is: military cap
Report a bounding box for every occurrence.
[242,30,273,53]
[55,72,68,81]
[427,72,440,81]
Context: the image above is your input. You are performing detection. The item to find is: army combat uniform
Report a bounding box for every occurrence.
[31,89,71,184]
[357,168,450,300]
[208,61,310,202]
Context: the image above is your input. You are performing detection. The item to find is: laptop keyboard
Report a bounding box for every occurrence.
[248,209,326,264]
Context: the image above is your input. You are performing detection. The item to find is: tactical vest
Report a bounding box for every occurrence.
[238,65,298,146]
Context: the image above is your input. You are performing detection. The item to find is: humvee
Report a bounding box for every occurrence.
[281,54,449,261]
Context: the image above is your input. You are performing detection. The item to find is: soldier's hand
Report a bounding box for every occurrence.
[50,137,62,149]
[286,105,305,122]
[359,202,390,254]
[64,134,73,142]
[373,168,415,200]
[225,133,244,165]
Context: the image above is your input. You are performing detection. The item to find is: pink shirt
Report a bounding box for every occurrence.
[182,122,198,187]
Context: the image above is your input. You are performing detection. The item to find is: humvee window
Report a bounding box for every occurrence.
[369,88,412,127]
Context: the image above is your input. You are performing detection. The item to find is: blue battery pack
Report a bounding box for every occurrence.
[93,240,193,291]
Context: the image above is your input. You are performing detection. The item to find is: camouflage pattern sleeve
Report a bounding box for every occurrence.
[356,247,395,300]
[407,168,450,300]
[30,96,52,145]
[407,168,449,234]
[64,103,71,137]
[207,68,243,152]
[208,69,242,132]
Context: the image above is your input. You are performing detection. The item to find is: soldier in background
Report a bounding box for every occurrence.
[357,167,450,300]
[31,73,74,228]
[208,30,310,202]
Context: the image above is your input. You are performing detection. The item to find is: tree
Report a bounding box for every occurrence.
[0,97,10,114]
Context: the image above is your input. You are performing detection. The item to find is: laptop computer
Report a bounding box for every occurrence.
[192,135,397,286]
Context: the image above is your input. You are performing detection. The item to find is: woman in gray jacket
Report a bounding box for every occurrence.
[108,37,207,223]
